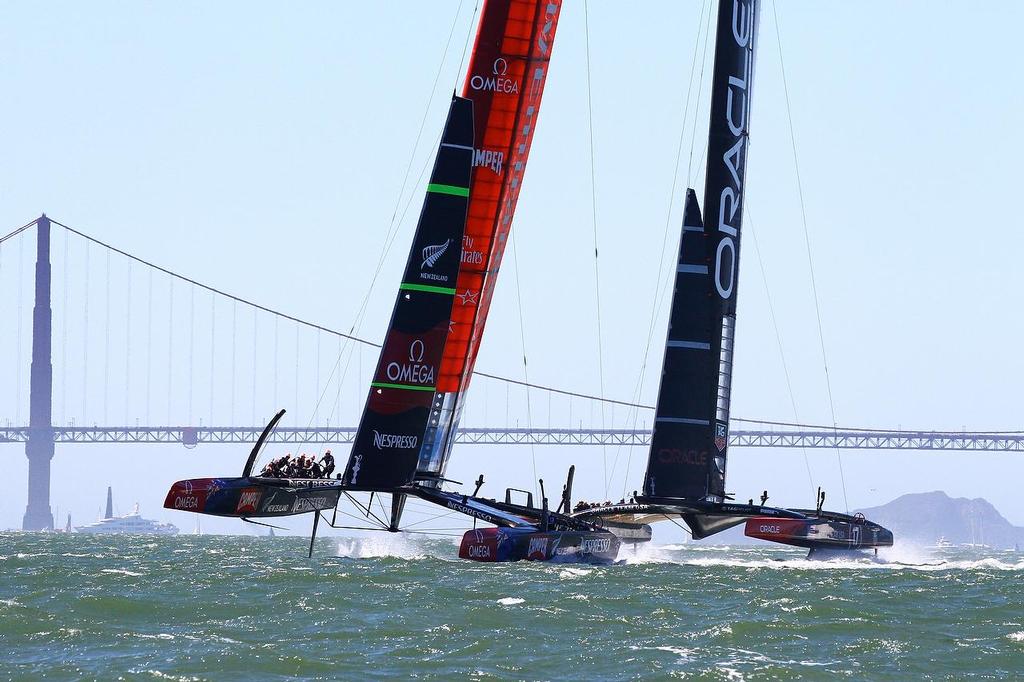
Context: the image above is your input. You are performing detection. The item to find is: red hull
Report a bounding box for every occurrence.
[459,527,619,564]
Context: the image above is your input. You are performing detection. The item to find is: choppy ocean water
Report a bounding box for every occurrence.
[2,532,1023,680]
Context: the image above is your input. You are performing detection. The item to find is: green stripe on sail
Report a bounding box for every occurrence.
[371,381,437,392]
[400,282,456,295]
[427,183,470,197]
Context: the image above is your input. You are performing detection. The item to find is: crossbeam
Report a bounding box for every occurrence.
[1,426,1023,451]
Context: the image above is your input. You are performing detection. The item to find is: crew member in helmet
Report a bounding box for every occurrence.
[320,450,335,478]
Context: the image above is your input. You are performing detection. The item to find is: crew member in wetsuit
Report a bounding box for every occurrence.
[760,490,769,506]
[320,450,335,478]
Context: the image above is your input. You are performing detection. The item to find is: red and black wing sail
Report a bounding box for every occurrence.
[643,0,759,502]
[415,0,563,483]
[342,96,475,490]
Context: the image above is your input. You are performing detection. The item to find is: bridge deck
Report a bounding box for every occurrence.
[1,426,1022,450]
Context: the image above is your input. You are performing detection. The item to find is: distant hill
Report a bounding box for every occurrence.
[855,491,1024,549]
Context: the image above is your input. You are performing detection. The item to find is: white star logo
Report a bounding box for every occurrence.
[456,289,479,306]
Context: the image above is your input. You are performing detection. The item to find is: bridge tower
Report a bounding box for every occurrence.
[22,215,54,530]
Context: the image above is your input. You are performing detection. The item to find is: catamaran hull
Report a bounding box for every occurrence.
[600,519,654,544]
[744,516,894,552]
[459,527,620,564]
[164,477,342,518]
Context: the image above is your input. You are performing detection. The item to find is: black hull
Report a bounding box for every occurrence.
[579,499,894,551]
[745,513,893,551]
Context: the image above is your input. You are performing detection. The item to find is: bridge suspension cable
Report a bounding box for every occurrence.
[46,217,658,410]
[7,215,1021,437]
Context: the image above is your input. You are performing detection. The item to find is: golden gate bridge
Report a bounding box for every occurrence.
[3,215,1021,530]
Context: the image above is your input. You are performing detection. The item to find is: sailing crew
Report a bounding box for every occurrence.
[320,450,335,478]
[760,490,769,506]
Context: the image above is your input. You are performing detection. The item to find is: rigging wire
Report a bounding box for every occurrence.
[454,0,480,91]
[347,0,469,344]
[746,209,815,499]
[770,0,849,512]
[583,0,610,497]
[510,231,539,498]
[686,2,716,187]
[618,0,712,497]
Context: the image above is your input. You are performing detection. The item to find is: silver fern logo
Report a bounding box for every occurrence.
[421,239,451,269]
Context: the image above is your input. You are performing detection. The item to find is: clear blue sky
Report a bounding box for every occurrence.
[1,1,1022,537]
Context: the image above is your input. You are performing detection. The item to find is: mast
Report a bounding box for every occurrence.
[642,0,759,502]
[415,0,563,483]
[342,96,475,491]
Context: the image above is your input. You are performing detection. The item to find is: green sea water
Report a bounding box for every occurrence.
[2,532,1023,680]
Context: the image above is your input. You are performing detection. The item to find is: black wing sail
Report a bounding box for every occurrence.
[643,0,759,503]
[644,190,719,500]
[343,96,475,490]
